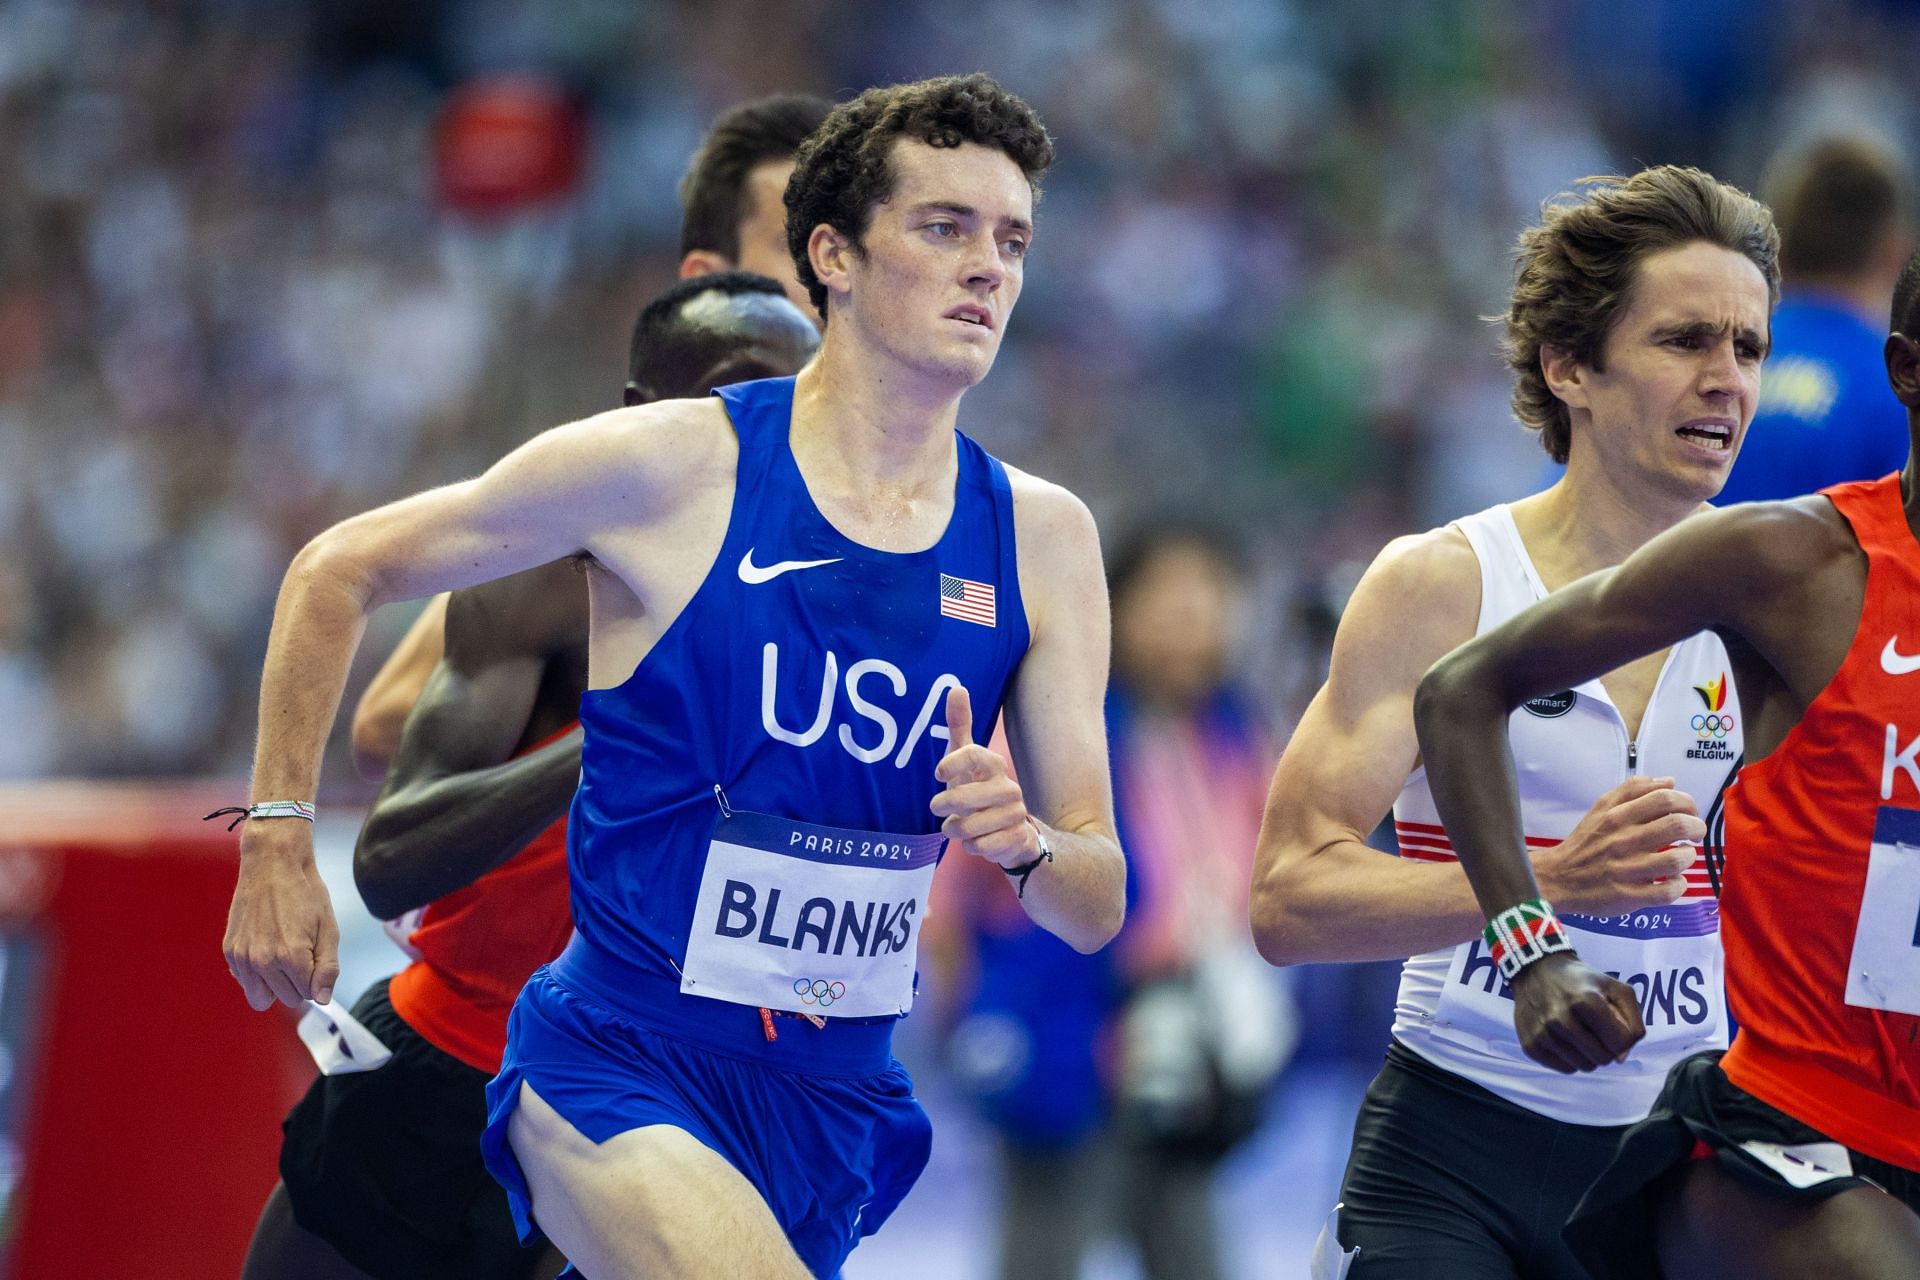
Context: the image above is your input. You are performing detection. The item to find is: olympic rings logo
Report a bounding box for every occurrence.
[1690,713,1735,738]
[793,978,848,1007]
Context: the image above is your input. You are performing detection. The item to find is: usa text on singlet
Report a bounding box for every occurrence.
[558,376,1030,1062]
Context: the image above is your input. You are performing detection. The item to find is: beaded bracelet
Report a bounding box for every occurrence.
[1482,897,1573,980]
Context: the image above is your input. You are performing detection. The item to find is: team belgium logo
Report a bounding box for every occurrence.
[1688,674,1736,760]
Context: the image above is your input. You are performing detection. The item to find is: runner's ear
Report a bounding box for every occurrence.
[1884,333,1920,407]
[1539,342,1592,413]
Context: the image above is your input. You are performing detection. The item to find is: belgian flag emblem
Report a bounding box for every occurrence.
[1693,673,1727,712]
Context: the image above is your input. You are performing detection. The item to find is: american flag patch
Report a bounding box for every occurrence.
[939,573,996,627]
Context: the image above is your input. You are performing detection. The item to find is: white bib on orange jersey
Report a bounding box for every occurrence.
[1390,504,1736,1125]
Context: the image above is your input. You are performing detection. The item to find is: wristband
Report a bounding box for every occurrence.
[1001,819,1054,899]
[1482,897,1572,980]
[205,800,317,832]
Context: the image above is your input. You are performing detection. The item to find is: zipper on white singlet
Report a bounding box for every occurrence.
[1627,740,1638,771]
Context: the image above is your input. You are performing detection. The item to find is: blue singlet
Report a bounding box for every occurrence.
[482,375,1032,1275]
[561,372,1029,1058]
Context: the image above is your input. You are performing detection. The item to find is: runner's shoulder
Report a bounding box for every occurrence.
[609,396,739,482]
[1000,466,1101,634]
[1003,464,1093,532]
[1666,496,1861,584]
[538,397,738,506]
[1353,525,1480,622]
[1333,526,1481,677]
[1003,465,1099,568]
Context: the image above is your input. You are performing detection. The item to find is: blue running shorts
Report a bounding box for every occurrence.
[481,964,932,1278]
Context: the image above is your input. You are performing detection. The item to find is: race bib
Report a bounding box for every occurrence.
[680,801,943,1019]
[1434,903,1724,1052]
[1844,806,1920,1016]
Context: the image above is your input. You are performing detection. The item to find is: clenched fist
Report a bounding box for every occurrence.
[1535,776,1707,916]
[223,820,340,1011]
[1512,951,1644,1073]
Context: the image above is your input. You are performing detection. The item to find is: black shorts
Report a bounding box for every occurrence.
[1564,1049,1920,1280]
[1335,1041,1631,1280]
[279,977,549,1280]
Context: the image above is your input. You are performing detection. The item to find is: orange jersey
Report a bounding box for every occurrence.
[1719,475,1920,1172]
[386,726,576,1074]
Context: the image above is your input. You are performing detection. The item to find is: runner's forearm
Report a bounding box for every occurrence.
[1010,820,1125,953]
[1413,655,1543,919]
[249,544,377,821]
[1251,836,1497,964]
[355,728,584,918]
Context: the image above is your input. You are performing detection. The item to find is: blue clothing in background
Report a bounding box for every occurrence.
[1719,291,1906,504]
[950,687,1274,1150]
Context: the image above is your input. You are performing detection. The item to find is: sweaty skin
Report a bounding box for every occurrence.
[354,160,821,780]
[356,288,820,914]
[1416,495,1862,1066]
[227,149,1124,993]
[239,285,818,1280]
[223,133,1125,1280]
[351,596,447,781]
[355,561,586,919]
[1249,240,1767,967]
[1414,330,1920,1280]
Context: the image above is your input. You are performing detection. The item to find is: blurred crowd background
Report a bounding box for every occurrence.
[9,1,1920,1276]
[8,0,1919,782]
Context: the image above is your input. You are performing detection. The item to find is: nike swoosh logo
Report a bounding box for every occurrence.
[1882,637,1920,676]
[737,549,843,584]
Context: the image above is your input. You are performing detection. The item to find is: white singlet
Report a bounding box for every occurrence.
[1390,504,1738,1125]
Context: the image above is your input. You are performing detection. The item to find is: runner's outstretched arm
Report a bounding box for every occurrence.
[224,402,702,1011]
[355,560,585,919]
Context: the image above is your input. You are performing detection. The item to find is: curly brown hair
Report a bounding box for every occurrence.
[785,74,1054,319]
[1502,167,1781,463]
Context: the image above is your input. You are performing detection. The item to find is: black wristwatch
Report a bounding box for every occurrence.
[1002,820,1054,898]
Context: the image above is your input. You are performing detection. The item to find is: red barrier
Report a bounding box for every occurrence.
[0,783,311,1280]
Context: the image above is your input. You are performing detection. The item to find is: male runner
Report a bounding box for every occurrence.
[237,273,819,1280]
[351,92,832,777]
[1415,253,1920,1277]
[222,74,1125,1279]
[1248,166,1778,1278]
[675,93,836,315]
